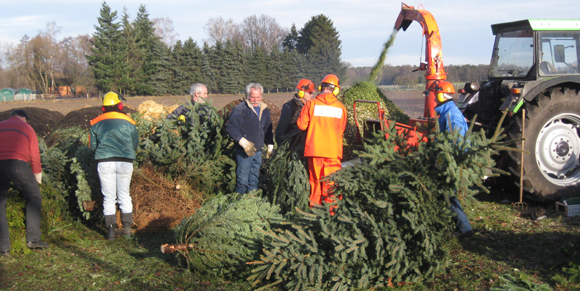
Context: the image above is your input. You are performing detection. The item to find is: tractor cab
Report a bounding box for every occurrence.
[488,19,580,80]
[459,20,580,124]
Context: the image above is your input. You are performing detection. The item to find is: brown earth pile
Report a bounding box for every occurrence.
[0,107,64,137]
[57,105,138,130]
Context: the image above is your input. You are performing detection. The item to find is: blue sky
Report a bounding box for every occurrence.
[1,0,578,67]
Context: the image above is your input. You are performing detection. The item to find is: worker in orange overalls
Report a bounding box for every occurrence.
[297,74,347,211]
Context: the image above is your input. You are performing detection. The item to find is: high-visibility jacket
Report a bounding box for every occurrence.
[297,92,347,159]
[0,116,42,174]
[89,111,139,162]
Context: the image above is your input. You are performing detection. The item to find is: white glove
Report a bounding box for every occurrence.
[34,172,42,184]
[265,144,274,159]
[239,138,257,157]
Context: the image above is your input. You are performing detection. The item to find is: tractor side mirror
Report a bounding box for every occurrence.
[554,45,566,63]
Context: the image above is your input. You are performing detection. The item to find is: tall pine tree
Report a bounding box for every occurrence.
[247,48,269,90]
[87,2,124,93]
[119,8,140,95]
[297,15,347,83]
[132,4,162,95]
[149,40,172,95]
[170,38,203,95]
[282,23,299,52]
[200,43,217,92]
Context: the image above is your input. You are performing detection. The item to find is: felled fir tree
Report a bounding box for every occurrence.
[260,129,310,216]
[173,191,286,278]
[138,102,236,194]
[248,112,520,290]
[41,127,100,220]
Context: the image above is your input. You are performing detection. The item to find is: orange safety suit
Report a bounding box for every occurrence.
[297,91,347,208]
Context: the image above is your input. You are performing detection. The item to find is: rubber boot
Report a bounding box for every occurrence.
[104,215,116,241]
[121,212,133,238]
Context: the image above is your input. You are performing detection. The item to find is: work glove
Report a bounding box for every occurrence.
[239,137,257,157]
[265,144,274,159]
[177,114,186,123]
[34,172,42,184]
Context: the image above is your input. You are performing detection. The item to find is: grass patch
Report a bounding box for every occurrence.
[1,196,579,290]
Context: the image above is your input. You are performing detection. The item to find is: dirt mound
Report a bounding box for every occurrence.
[0,107,64,138]
[57,105,137,130]
[218,98,281,130]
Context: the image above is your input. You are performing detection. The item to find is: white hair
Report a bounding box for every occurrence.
[189,83,207,96]
[245,83,264,99]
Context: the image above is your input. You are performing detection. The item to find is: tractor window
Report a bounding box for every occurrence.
[489,29,534,78]
[538,32,579,75]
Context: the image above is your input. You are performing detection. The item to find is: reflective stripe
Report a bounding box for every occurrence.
[313,105,343,119]
[90,112,136,126]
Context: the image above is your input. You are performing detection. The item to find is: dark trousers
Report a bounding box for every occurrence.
[235,148,262,194]
[0,160,42,252]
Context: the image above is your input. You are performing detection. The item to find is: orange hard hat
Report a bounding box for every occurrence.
[296,79,315,93]
[321,74,340,88]
[429,80,455,94]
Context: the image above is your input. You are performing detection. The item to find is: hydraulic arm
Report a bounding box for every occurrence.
[394,3,447,118]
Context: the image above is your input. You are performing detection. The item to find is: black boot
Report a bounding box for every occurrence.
[121,212,133,238]
[104,215,116,241]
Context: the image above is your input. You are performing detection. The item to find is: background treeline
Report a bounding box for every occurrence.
[0,2,489,97]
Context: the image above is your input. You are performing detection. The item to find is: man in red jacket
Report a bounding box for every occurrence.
[0,110,49,257]
[297,74,347,210]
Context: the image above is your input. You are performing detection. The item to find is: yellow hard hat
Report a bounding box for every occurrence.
[102,91,124,106]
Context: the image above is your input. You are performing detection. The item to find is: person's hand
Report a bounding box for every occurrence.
[265,144,274,159]
[34,172,42,184]
[239,138,257,157]
[177,115,186,123]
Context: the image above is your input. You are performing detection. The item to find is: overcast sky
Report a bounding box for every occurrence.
[1,0,578,67]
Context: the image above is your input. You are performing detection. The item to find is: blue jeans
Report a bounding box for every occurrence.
[450,196,472,234]
[97,161,134,216]
[0,160,42,252]
[235,149,262,194]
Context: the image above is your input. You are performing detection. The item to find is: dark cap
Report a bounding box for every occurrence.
[10,109,28,120]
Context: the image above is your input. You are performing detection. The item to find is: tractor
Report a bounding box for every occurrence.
[393,3,580,201]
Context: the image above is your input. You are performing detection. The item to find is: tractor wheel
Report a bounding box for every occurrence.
[506,87,580,201]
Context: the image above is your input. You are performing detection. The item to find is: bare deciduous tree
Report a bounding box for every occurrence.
[59,35,94,94]
[240,15,287,53]
[204,17,242,45]
[153,17,179,48]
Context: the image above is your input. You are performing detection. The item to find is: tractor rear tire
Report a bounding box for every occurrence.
[506,87,580,201]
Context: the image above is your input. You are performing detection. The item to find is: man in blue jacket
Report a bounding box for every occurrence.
[433,81,474,239]
[226,83,274,194]
[90,92,139,240]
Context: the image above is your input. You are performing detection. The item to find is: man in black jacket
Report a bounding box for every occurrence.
[167,83,209,122]
[275,79,315,145]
